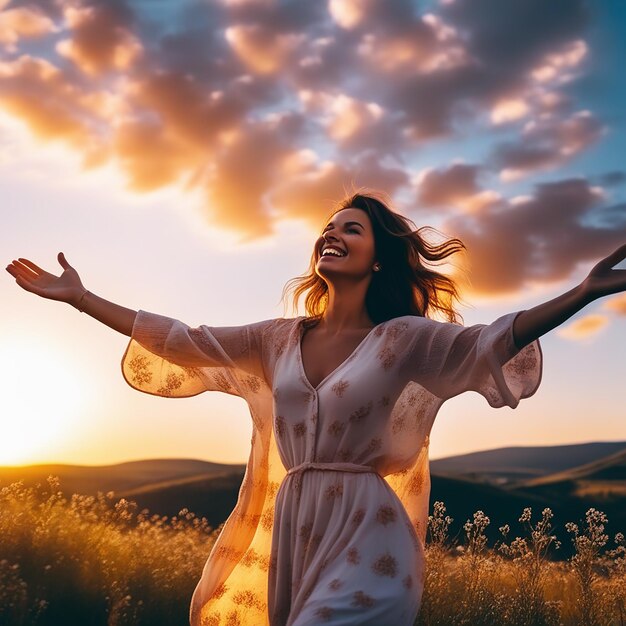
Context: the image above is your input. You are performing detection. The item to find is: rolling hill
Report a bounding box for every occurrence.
[429,441,626,486]
[2,441,624,558]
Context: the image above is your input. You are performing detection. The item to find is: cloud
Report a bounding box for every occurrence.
[602,293,626,316]
[384,0,589,138]
[490,98,530,125]
[199,112,308,241]
[416,163,482,208]
[414,163,503,214]
[556,292,626,342]
[354,15,469,77]
[225,24,306,75]
[0,5,57,52]
[56,1,142,75]
[442,178,626,296]
[269,150,410,230]
[0,0,594,150]
[0,55,109,163]
[557,314,609,341]
[112,119,197,191]
[529,39,588,85]
[440,0,589,69]
[298,89,406,155]
[492,110,605,181]
[329,0,376,30]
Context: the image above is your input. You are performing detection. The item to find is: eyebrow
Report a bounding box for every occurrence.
[323,220,364,230]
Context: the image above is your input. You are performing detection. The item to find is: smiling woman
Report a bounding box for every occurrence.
[0,334,88,465]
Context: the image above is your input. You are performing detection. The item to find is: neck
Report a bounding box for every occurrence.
[317,282,375,333]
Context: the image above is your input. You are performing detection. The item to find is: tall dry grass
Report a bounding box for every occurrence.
[418,501,626,626]
[0,478,624,625]
[0,476,219,626]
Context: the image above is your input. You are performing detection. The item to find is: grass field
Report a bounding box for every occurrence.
[1,477,624,626]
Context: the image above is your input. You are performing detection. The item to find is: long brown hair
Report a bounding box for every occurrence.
[280,187,467,324]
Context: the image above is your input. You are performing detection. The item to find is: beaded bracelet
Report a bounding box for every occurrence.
[75,289,90,313]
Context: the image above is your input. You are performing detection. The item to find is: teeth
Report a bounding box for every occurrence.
[322,248,345,257]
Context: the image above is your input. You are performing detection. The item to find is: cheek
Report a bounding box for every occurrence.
[352,240,375,259]
[314,238,324,256]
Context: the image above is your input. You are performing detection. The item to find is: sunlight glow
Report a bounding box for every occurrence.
[0,335,88,465]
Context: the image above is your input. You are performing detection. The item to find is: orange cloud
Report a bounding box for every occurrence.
[0,55,108,160]
[490,98,530,125]
[602,293,626,316]
[269,151,409,232]
[557,314,609,341]
[0,6,56,52]
[328,0,375,30]
[112,120,198,191]
[530,40,588,85]
[299,90,385,144]
[56,3,142,76]
[225,24,305,75]
[126,72,247,148]
[356,17,469,76]
[201,113,308,241]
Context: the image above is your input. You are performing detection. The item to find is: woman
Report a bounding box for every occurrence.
[5,190,625,626]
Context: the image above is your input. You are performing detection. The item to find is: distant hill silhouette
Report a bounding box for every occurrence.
[512,446,626,489]
[0,459,246,527]
[430,441,626,486]
[2,442,624,558]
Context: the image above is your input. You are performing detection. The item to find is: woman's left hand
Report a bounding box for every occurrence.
[580,243,626,301]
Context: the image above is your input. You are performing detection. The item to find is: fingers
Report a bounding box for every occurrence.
[18,257,44,275]
[58,251,71,270]
[12,259,40,280]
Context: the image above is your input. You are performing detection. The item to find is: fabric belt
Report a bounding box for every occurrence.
[286,461,379,477]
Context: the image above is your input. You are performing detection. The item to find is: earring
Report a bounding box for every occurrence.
[373,263,381,272]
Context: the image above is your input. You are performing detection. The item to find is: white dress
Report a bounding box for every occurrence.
[121,310,542,625]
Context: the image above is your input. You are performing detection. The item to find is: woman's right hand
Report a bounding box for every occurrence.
[5,252,87,307]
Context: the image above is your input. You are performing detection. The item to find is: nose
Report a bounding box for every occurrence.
[323,230,339,245]
[320,233,336,255]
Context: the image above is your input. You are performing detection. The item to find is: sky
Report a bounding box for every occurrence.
[1,0,625,467]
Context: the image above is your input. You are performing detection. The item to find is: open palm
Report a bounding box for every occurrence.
[5,252,85,304]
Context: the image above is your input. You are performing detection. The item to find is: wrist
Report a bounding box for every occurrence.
[72,288,90,312]
[576,280,597,306]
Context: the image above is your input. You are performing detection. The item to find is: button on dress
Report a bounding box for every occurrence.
[121,310,542,626]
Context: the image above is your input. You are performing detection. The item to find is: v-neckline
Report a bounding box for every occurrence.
[296,316,385,392]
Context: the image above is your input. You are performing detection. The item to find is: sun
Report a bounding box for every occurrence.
[0,334,88,465]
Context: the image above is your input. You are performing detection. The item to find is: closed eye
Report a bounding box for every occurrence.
[322,226,359,234]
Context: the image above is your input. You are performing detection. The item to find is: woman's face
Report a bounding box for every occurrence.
[314,207,377,281]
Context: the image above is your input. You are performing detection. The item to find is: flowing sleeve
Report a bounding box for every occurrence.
[121,309,278,399]
[400,310,543,408]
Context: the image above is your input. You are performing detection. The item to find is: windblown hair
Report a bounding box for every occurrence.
[280,187,468,325]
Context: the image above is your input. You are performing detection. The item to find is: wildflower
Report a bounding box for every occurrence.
[519,507,532,523]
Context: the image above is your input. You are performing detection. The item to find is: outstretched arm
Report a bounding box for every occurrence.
[512,244,626,350]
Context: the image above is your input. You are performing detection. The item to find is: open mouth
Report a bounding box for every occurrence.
[320,247,347,259]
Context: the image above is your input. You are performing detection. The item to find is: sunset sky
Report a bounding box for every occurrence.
[1,0,625,467]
